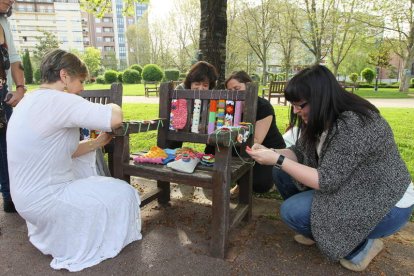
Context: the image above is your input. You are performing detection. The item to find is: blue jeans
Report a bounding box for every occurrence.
[272,167,301,200]
[280,190,414,259]
[0,86,12,200]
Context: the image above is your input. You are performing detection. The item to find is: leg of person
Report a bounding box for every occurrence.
[340,205,414,271]
[1,102,15,213]
[252,163,274,193]
[272,167,301,200]
[280,190,315,245]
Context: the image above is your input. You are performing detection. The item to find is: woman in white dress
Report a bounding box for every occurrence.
[6,49,142,272]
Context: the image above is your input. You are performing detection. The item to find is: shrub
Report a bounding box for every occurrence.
[179,72,187,80]
[104,70,118,83]
[250,73,260,82]
[34,68,41,83]
[123,69,141,84]
[142,64,164,82]
[117,72,123,83]
[129,64,143,75]
[96,75,105,84]
[349,73,358,83]
[164,69,180,81]
[361,68,375,84]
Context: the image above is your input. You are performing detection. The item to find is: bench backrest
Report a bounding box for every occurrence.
[157,82,258,148]
[269,81,286,94]
[79,83,123,107]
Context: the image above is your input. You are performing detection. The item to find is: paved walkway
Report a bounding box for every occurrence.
[124,96,414,108]
[1,179,413,275]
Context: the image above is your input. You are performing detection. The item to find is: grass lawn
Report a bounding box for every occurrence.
[122,103,414,179]
[354,88,412,98]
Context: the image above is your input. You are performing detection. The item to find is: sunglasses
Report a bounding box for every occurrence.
[290,102,308,110]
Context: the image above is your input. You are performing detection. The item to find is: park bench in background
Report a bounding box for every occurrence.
[112,82,258,258]
[339,81,357,93]
[144,81,159,97]
[79,83,123,176]
[262,81,287,105]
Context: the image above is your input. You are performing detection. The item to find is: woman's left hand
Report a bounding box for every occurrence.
[246,144,278,166]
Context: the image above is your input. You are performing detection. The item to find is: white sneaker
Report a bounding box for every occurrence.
[294,234,316,246]
[339,239,384,272]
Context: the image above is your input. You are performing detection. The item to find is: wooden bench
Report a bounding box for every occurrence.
[79,83,123,176]
[112,82,258,258]
[144,81,159,97]
[339,81,357,93]
[262,81,287,105]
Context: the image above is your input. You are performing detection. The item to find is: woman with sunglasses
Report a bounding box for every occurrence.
[246,65,414,271]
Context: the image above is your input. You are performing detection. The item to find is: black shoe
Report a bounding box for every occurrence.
[3,198,17,213]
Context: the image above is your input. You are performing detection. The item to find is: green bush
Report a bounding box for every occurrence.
[142,64,164,82]
[129,64,143,75]
[349,73,358,83]
[104,70,118,83]
[96,75,105,84]
[123,69,141,84]
[164,69,180,81]
[117,72,123,83]
[179,72,187,80]
[361,68,375,84]
[251,73,260,82]
[34,68,41,84]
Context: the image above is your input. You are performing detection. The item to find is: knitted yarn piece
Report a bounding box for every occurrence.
[170,99,188,130]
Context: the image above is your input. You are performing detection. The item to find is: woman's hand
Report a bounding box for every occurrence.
[96,132,113,147]
[246,144,278,166]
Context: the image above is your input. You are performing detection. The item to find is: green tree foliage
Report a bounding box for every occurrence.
[164,69,180,81]
[104,70,118,83]
[118,72,123,83]
[96,75,105,84]
[102,52,118,71]
[33,31,60,66]
[361,68,375,84]
[22,49,33,84]
[349,73,358,84]
[123,69,141,84]
[129,64,143,75]
[34,68,41,84]
[142,64,164,82]
[81,47,102,78]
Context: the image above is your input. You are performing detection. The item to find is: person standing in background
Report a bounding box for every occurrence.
[0,0,26,213]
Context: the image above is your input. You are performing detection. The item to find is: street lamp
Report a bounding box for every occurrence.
[374,67,379,92]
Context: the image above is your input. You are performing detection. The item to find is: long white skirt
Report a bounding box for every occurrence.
[19,152,142,272]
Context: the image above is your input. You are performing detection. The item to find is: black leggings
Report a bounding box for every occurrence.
[252,163,274,193]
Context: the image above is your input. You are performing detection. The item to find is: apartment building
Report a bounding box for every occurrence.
[10,0,84,53]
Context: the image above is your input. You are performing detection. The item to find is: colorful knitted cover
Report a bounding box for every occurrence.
[233,101,243,126]
[224,100,235,126]
[207,100,217,134]
[169,99,187,130]
[216,99,226,128]
[191,99,202,133]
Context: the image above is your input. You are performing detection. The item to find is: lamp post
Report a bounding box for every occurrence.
[374,67,380,92]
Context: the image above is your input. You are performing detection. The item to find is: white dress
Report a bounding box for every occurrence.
[7,89,142,272]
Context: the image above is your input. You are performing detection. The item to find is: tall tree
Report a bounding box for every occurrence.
[235,0,278,85]
[33,31,60,67]
[82,47,102,78]
[126,12,151,66]
[199,0,227,86]
[367,43,391,83]
[22,49,33,84]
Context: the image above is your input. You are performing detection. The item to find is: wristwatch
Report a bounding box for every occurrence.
[274,154,285,169]
[16,85,27,92]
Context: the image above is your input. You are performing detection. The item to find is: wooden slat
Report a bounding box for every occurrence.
[140,188,163,206]
[230,203,249,229]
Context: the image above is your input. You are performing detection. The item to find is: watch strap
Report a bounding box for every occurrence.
[274,154,285,169]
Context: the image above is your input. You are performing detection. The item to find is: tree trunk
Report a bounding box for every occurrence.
[399,50,414,92]
[199,0,227,87]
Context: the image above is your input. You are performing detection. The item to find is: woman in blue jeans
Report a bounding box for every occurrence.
[247,65,414,272]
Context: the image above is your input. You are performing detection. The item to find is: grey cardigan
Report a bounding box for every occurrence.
[290,111,411,260]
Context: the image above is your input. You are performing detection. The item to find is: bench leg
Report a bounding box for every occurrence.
[210,174,230,258]
[238,169,252,222]
[157,180,170,205]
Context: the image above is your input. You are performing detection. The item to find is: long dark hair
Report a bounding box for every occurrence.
[285,65,379,147]
[184,61,218,89]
